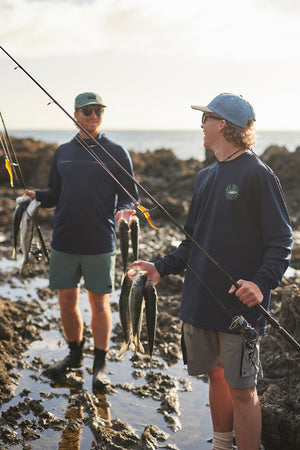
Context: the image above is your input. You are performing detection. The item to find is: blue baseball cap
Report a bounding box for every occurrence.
[74,92,106,109]
[191,93,256,128]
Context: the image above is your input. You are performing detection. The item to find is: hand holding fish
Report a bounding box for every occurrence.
[114,209,136,224]
[228,280,263,307]
[130,261,161,285]
[24,189,36,200]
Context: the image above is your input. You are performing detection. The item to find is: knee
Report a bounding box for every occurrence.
[89,293,110,314]
[229,386,259,406]
[208,366,225,384]
[58,289,78,311]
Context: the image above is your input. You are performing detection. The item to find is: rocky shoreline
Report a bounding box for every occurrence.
[0,137,299,449]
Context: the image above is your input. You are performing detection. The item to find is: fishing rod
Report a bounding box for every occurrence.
[0,109,49,262]
[1,45,299,353]
[0,111,26,187]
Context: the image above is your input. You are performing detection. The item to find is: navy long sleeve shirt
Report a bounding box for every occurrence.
[155,151,293,334]
[36,133,138,254]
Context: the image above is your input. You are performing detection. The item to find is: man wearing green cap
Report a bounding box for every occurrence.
[25,92,138,390]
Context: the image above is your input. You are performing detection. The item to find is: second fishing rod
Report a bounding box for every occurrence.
[0,109,49,262]
[2,45,299,353]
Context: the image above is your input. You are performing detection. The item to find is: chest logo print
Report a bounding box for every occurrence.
[225,184,239,200]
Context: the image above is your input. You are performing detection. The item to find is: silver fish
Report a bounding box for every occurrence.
[129,270,147,355]
[118,217,129,274]
[130,215,139,261]
[12,199,30,259]
[144,279,158,368]
[118,272,134,357]
[19,199,41,274]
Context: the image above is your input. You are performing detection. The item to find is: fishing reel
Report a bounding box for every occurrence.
[229,315,258,349]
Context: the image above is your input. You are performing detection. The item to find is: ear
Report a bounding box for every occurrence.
[218,120,226,131]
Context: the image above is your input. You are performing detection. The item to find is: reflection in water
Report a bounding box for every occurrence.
[58,399,83,450]
[49,370,112,449]
[94,391,111,428]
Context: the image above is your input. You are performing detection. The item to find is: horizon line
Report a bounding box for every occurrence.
[8,127,300,133]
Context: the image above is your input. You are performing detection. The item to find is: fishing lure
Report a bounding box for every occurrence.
[5,158,14,187]
[137,204,158,230]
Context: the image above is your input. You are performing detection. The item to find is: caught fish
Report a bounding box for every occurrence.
[129,270,147,355]
[19,199,41,274]
[130,215,139,261]
[12,198,30,259]
[118,272,134,357]
[144,280,158,368]
[118,217,129,274]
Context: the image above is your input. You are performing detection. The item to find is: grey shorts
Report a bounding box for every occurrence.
[182,322,263,389]
[49,248,116,294]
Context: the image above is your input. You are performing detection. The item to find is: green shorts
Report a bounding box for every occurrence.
[49,248,116,294]
[182,322,263,389]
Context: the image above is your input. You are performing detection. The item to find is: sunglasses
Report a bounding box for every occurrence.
[202,113,223,124]
[79,107,104,117]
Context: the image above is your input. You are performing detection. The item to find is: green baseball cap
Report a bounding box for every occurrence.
[74,92,106,109]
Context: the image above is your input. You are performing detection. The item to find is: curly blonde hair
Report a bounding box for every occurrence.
[223,120,256,149]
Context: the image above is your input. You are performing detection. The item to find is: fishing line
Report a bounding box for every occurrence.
[2,45,299,353]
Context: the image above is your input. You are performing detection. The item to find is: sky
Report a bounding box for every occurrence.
[1,0,300,131]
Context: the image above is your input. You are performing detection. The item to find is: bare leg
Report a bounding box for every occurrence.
[88,292,111,350]
[44,287,84,377]
[229,385,261,450]
[208,366,234,432]
[58,287,83,345]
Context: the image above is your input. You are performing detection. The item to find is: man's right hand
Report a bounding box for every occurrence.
[24,189,36,200]
[130,261,161,285]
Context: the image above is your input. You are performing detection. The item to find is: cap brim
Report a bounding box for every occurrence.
[191,105,213,113]
[75,101,106,109]
[83,101,106,107]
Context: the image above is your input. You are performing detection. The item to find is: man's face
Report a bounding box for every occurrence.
[201,113,223,151]
[74,105,104,138]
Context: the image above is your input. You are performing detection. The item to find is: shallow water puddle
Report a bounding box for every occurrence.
[0,270,212,449]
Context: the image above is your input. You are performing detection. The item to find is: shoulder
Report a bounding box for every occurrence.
[55,138,76,154]
[194,161,217,183]
[100,134,131,160]
[244,152,280,183]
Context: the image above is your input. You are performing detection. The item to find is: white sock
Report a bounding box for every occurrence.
[212,430,233,450]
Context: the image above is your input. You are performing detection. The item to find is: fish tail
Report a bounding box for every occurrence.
[138,341,145,353]
[132,334,144,355]
[118,341,130,357]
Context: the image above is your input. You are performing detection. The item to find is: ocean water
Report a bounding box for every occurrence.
[9,129,300,162]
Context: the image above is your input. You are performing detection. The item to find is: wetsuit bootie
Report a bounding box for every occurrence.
[45,340,84,378]
[92,348,110,390]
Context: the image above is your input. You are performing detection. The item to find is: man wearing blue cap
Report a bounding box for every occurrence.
[132,93,293,449]
[25,92,138,391]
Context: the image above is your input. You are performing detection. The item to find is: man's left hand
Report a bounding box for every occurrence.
[115,209,136,224]
[228,280,263,307]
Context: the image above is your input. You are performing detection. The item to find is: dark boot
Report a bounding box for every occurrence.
[45,340,84,378]
[92,348,110,390]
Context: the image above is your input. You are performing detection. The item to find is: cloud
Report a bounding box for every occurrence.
[1,0,300,61]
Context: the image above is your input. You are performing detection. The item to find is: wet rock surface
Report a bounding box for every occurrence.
[0,137,299,449]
